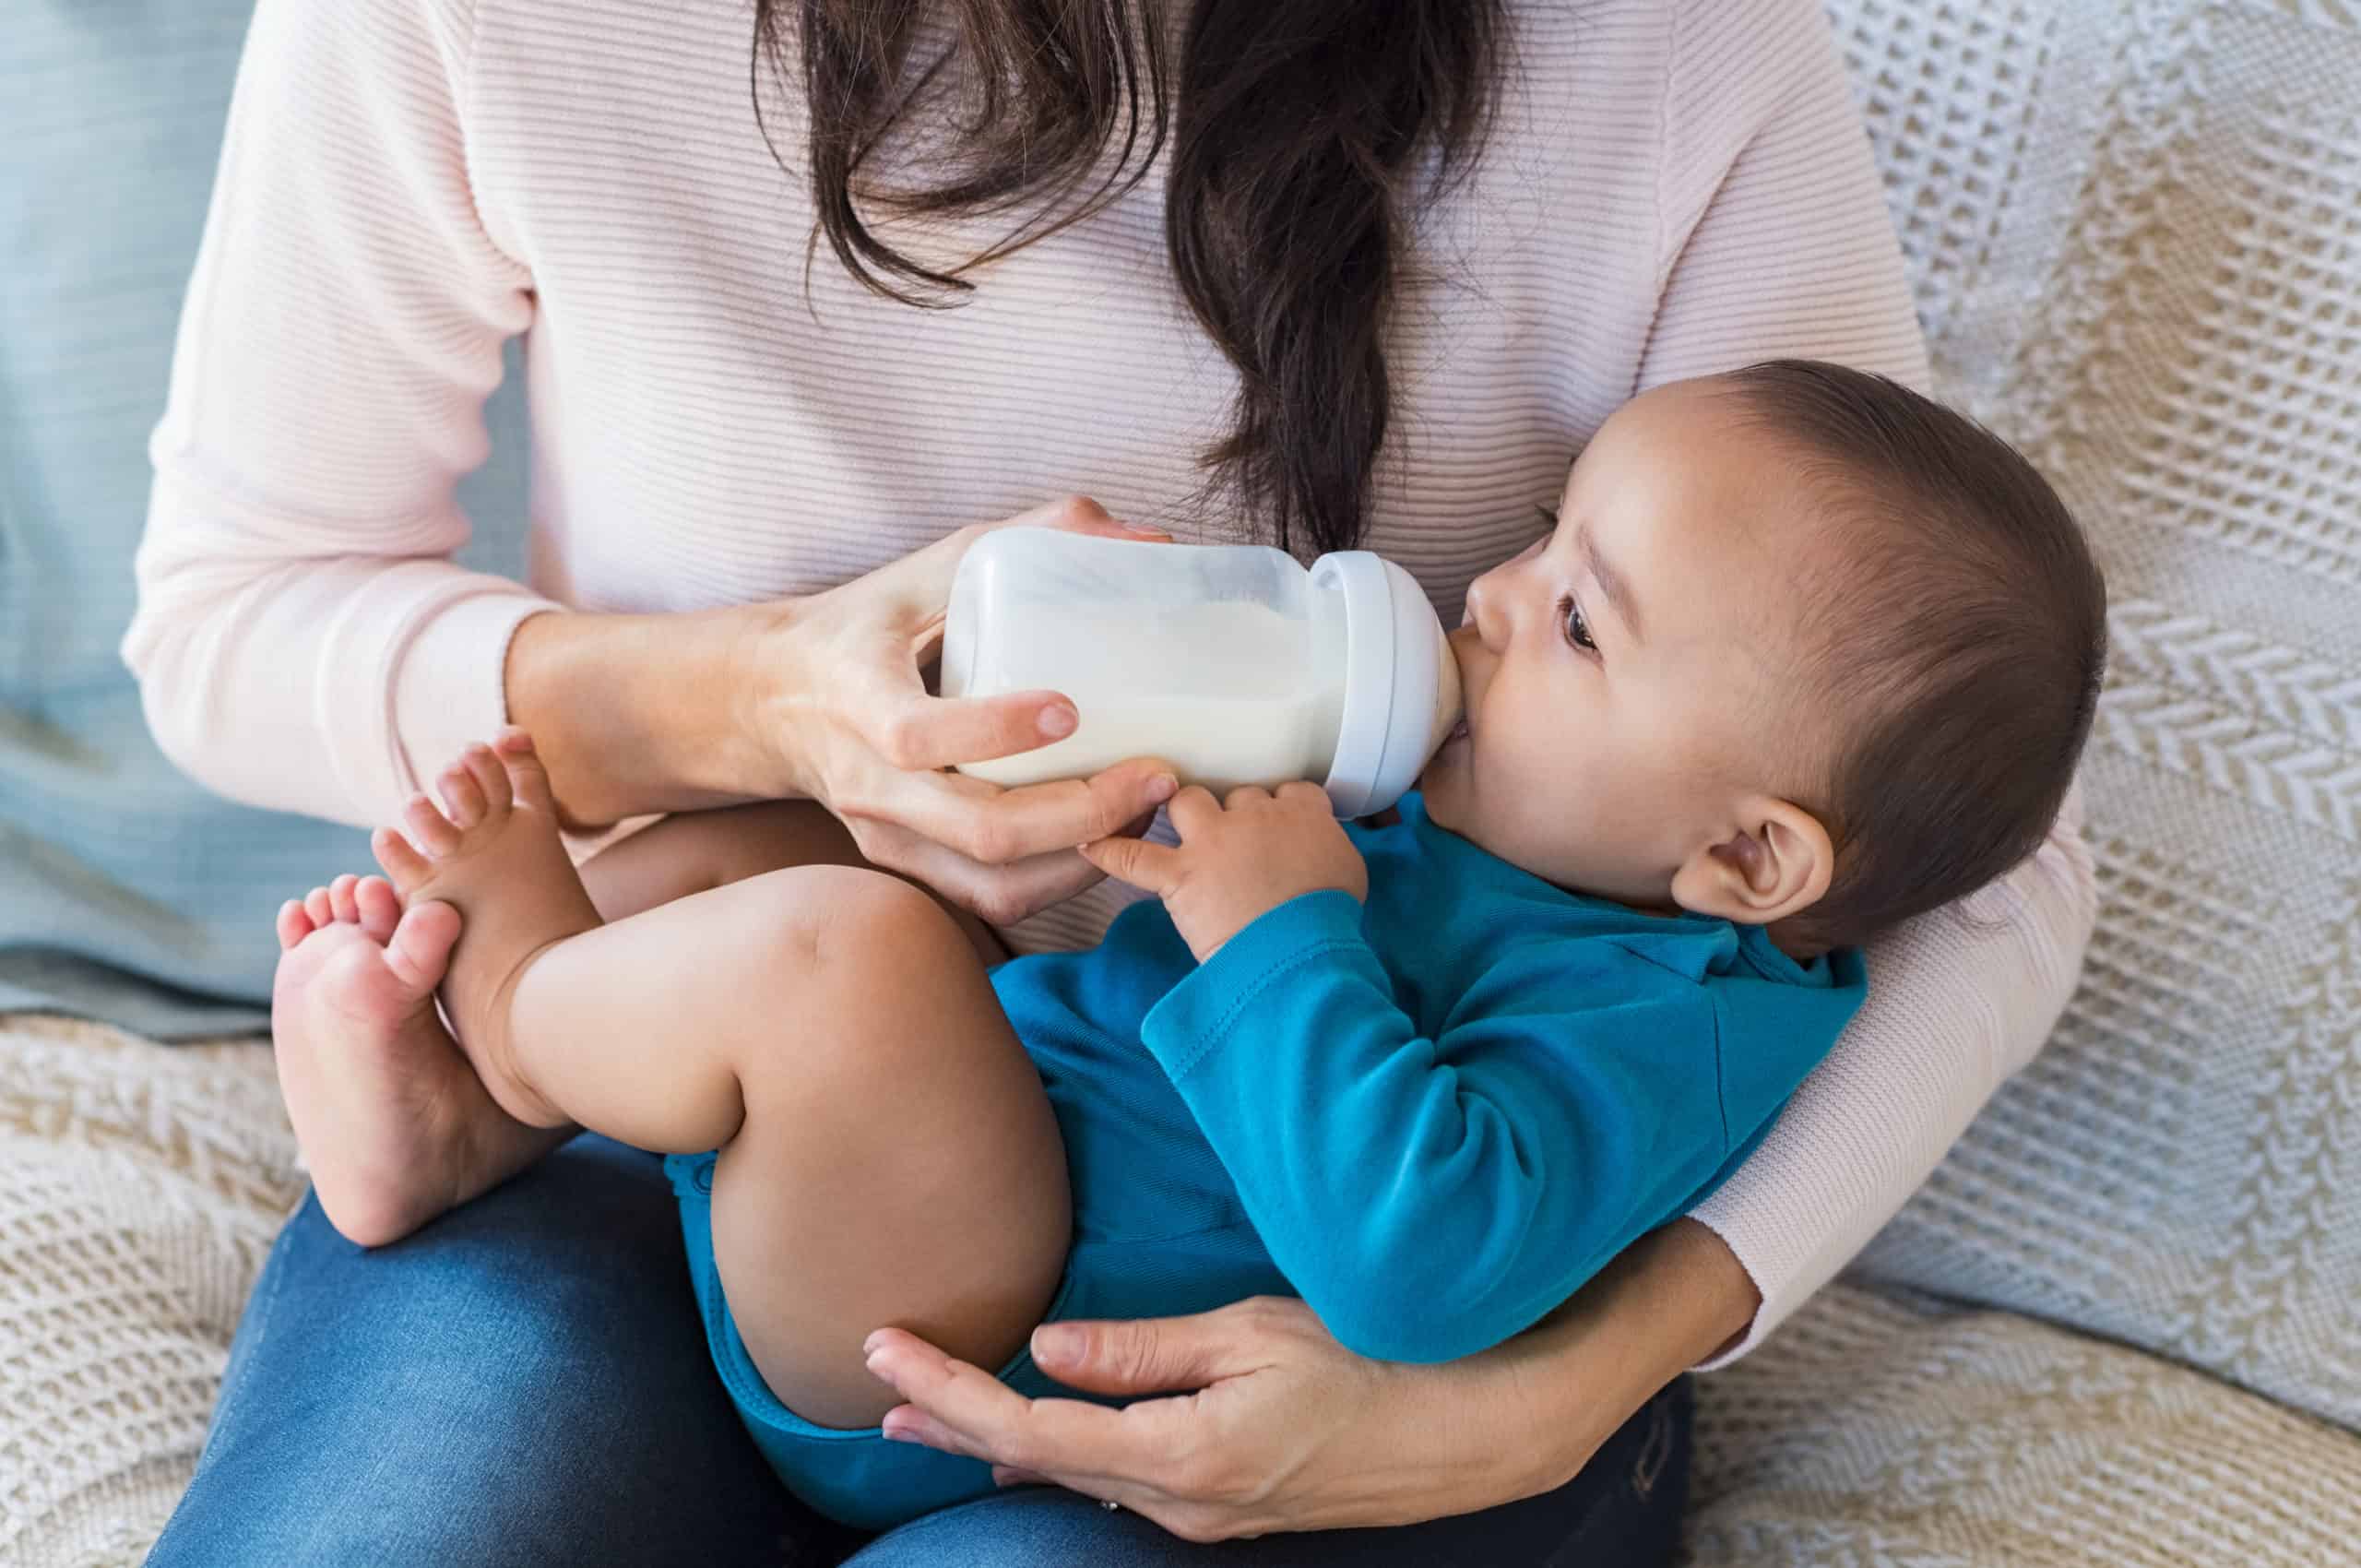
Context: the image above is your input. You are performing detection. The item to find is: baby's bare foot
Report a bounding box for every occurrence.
[372,729,602,1131]
[269,873,563,1247]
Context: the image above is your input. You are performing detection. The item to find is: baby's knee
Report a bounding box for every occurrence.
[731,863,936,962]
[792,865,958,966]
[738,866,980,1077]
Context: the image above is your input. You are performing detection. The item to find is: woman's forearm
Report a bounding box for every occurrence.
[504,603,795,830]
[1686,788,2094,1363]
[1474,1218,1756,1496]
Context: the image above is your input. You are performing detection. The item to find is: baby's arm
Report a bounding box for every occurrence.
[1137,899,1730,1364]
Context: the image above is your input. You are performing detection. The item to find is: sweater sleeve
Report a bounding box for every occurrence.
[1636,0,2096,1365]
[1140,892,1731,1365]
[1688,781,2094,1366]
[120,0,560,826]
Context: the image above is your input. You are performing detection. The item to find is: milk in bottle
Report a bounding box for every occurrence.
[937,529,1461,816]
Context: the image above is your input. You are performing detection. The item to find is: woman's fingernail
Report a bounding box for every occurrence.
[1145,774,1178,805]
[1033,1323,1085,1363]
[1039,706,1077,740]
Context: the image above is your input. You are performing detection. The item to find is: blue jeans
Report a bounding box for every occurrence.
[145,1134,1691,1567]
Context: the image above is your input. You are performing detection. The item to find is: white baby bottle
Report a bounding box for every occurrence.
[937,528,1462,816]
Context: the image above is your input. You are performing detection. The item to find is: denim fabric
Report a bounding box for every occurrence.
[147,1134,1690,1567]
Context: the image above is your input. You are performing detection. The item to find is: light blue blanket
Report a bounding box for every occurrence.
[3,3,529,1037]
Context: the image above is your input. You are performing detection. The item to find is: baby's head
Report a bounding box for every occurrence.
[1418,360,2105,954]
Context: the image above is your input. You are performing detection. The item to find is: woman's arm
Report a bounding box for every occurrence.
[123,0,1173,918]
[121,0,792,831]
[122,0,552,826]
[864,1218,1750,1540]
[1690,786,2094,1360]
[1638,0,2094,1361]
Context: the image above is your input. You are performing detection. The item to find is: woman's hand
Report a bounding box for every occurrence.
[861,1220,1759,1542]
[511,495,1184,925]
[866,1298,1499,1542]
[741,495,1183,925]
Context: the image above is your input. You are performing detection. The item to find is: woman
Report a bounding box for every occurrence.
[125,0,2094,1562]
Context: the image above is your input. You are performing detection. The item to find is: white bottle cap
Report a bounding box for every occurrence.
[1311,552,1463,817]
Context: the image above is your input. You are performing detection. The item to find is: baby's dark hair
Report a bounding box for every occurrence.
[1721,360,2106,953]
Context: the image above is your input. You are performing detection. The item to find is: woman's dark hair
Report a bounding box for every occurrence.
[753,0,1511,556]
[1721,360,2108,953]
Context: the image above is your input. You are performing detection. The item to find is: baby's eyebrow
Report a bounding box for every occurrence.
[1579,523,1644,644]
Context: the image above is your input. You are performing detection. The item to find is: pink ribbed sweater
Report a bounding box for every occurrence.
[123,0,2094,1363]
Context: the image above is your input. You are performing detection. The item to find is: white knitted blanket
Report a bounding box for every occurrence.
[5,0,2359,1563]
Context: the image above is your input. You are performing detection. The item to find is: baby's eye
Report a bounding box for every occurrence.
[1559,595,1597,654]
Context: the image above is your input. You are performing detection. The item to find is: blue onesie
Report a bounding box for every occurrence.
[664,791,1866,1529]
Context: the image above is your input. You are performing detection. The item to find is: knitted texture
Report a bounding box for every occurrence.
[1822,0,2361,1422]
[0,1017,301,1568]
[1684,0,2361,1557]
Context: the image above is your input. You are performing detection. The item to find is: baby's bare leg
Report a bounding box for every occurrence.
[537,868,1068,1427]
[576,800,1008,964]
[377,734,1069,1430]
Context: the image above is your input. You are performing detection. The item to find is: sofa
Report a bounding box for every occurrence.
[3,2,2356,1563]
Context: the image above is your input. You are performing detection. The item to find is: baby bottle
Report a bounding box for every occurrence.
[937,528,1462,816]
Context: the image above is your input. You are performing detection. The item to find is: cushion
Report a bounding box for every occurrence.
[1687,1281,2361,1567]
[1818,0,2361,1436]
[0,0,528,1039]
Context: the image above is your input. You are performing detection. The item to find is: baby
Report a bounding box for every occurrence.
[268,360,2104,1529]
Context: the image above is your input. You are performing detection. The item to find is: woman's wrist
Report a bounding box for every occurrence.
[504,602,795,829]
[1473,1218,1759,1497]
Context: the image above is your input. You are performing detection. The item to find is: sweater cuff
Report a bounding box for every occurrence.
[1140,889,1369,1084]
[1679,1208,1779,1371]
[388,590,561,808]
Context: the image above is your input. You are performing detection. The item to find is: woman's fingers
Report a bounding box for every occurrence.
[990,1465,1054,1490]
[857,826,1109,928]
[868,498,1169,622]
[865,1315,1312,1543]
[997,493,1173,546]
[860,687,1081,773]
[860,762,1178,869]
[867,1331,1144,1472]
[1021,1310,1248,1397]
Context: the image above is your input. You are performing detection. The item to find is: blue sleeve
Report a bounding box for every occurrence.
[1139,891,1729,1364]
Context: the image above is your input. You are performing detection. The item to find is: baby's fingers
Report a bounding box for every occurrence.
[1077,835,1185,895]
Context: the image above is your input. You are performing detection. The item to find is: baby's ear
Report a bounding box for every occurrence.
[1669,797,1833,928]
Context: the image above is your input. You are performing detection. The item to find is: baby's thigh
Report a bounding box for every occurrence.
[707,869,1070,1431]
[581,800,1007,962]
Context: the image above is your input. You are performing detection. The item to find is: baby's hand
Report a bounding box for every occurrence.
[1080,783,1368,962]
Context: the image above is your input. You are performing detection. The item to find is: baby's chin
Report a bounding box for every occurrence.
[1412,751,1469,833]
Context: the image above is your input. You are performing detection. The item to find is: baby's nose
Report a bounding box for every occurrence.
[1461,577,1507,649]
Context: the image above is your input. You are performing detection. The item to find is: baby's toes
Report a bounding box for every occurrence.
[459,741,512,819]
[354,875,404,944]
[438,759,489,830]
[382,900,462,995]
[493,729,556,817]
[402,791,463,858]
[276,899,315,952]
[303,886,334,928]
[372,826,433,893]
[328,873,362,925]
